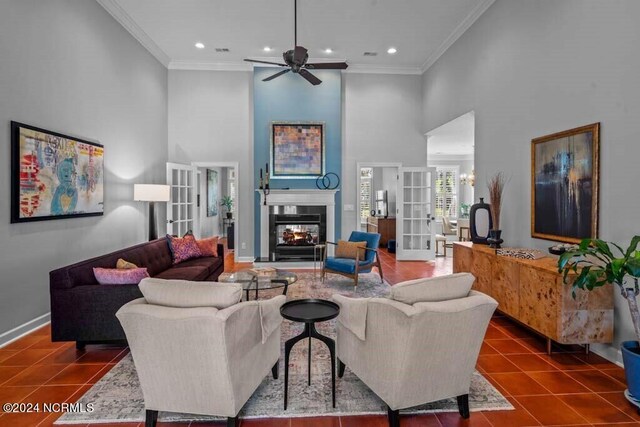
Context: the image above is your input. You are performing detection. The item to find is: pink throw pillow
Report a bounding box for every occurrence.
[166,233,202,264]
[196,237,219,257]
[94,267,150,285]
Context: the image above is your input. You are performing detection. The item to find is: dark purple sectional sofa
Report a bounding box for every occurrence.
[50,238,224,349]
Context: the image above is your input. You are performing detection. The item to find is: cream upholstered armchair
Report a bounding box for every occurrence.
[332,273,497,427]
[116,279,285,427]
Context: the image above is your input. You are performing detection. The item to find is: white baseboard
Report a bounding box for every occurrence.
[0,313,51,348]
[236,256,256,263]
[590,343,624,368]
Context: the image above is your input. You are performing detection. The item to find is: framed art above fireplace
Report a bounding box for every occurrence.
[270,122,325,179]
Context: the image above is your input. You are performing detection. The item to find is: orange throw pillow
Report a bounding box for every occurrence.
[116,258,138,269]
[335,240,367,260]
[196,236,219,257]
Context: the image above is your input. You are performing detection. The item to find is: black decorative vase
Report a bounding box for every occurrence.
[226,212,233,219]
[470,198,493,245]
[487,229,504,249]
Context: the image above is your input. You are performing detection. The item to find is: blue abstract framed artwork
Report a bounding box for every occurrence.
[270,122,325,178]
[531,123,600,243]
[10,121,104,223]
[206,169,218,217]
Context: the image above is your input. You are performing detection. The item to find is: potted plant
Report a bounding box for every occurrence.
[559,236,640,407]
[220,196,233,219]
[486,172,507,248]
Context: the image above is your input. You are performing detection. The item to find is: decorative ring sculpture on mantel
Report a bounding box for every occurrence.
[316,173,340,190]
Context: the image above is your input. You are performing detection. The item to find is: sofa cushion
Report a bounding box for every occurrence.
[139,278,242,308]
[166,234,202,264]
[170,256,222,277]
[325,257,373,275]
[390,272,475,305]
[116,258,138,269]
[153,265,210,281]
[93,267,149,285]
[196,237,219,257]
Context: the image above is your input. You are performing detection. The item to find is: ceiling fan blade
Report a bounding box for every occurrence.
[244,58,287,67]
[293,46,308,64]
[299,69,322,85]
[262,69,291,82]
[305,62,349,70]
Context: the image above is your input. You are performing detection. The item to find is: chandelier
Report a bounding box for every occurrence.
[460,170,475,186]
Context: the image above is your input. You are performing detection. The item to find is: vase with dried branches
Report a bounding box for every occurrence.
[487,172,507,249]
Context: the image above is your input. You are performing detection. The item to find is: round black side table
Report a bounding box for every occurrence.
[280,298,340,410]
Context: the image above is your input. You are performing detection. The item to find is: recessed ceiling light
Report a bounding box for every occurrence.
[195,42,205,49]
[263,46,272,52]
[324,48,333,54]
[387,47,397,54]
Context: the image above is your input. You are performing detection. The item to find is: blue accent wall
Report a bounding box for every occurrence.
[253,67,342,257]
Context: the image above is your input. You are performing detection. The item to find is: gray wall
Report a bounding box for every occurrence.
[343,73,427,235]
[0,0,168,342]
[168,70,254,258]
[422,0,640,361]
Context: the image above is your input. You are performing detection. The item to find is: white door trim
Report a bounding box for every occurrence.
[355,162,402,233]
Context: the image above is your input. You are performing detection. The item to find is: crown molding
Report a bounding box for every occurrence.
[168,61,253,71]
[96,0,170,67]
[421,0,495,73]
[344,64,422,75]
[169,60,422,75]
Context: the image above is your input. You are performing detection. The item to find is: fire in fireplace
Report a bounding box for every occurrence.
[269,207,326,261]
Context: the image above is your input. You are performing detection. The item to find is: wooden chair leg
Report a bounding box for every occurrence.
[376,253,384,283]
[457,394,470,419]
[145,410,158,427]
[387,406,400,427]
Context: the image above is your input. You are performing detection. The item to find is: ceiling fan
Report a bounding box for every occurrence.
[244,0,348,85]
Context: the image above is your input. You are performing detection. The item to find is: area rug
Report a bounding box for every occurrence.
[56,272,513,424]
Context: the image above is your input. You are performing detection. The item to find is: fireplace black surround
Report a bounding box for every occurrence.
[269,206,326,261]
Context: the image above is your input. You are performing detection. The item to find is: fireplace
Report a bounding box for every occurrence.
[269,206,326,261]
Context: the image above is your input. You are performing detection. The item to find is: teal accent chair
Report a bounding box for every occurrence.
[322,231,383,288]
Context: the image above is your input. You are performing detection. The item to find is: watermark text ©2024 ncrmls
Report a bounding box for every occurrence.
[2,402,95,413]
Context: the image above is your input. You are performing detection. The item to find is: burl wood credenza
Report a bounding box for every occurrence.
[453,242,613,354]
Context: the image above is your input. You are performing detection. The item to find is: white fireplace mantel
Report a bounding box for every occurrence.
[256,189,339,259]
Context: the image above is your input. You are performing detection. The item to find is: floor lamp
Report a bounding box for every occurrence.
[134,184,170,241]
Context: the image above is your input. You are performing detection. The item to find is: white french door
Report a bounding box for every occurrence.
[166,163,197,236]
[396,167,436,261]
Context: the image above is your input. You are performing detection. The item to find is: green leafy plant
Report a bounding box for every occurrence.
[220,196,233,212]
[558,236,640,342]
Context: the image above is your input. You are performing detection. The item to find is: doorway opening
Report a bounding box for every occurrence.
[426,111,475,254]
[193,162,239,263]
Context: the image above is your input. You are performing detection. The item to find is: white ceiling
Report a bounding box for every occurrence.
[427,111,475,156]
[97,0,494,73]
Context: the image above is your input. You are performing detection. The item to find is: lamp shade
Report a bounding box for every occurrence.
[134,184,170,202]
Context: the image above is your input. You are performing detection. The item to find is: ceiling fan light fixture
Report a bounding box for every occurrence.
[387,47,397,54]
[194,42,205,49]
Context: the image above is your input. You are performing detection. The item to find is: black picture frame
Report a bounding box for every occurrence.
[11,121,104,223]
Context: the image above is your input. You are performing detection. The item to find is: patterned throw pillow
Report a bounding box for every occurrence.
[93,267,149,285]
[116,258,138,269]
[335,240,368,260]
[196,236,219,257]
[166,233,203,264]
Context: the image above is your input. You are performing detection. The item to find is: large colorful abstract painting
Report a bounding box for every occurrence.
[206,169,218,217]
[531,123,599,243]
[271,122,324,178]
[11,122,104,223]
